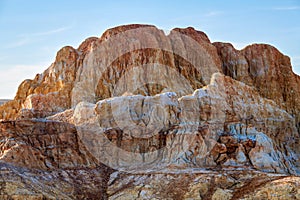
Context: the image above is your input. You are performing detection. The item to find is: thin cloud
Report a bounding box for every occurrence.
[0,56,8,61]
[5,38,30,48]
[6,25,72,49]
[17,25,72,37]
[32,26,72,36]
[272,6,300,11]
[204,11,223,17]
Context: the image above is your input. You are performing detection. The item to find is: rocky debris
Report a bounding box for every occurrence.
[212,132,255,167]
[0,162,112,199]
[212,188,233,200]
[107,170,299,200]
[0,119,112,199]
[1,163,299,199]
[242,176,300,200]
[0,24,299,199]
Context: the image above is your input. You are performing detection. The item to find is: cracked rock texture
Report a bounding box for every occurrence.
[0,24,300,199]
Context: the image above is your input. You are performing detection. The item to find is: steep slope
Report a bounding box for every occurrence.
[0,37,97,119]
[214,42,300,132]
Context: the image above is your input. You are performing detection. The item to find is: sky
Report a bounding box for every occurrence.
[0,0,299,99]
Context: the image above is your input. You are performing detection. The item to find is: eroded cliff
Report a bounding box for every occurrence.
[0,24,300,199]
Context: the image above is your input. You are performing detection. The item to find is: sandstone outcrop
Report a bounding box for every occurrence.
[73,73,300,174]
[0,24,300,199]
[213,42,300,132]
[0,120,97,170]
[0,38,96,120]
[0,25,222,120]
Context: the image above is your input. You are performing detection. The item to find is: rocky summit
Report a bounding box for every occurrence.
[0,24,300,199]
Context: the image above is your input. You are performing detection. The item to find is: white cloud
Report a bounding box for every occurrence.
[6,25,72,49]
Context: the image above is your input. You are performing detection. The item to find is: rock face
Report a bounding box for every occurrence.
[73,73,300,174]
[0,120,112,199]
[213,42,300,132]
[0,120,97,169]
[0,24,300,199]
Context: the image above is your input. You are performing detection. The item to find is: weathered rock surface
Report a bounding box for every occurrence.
[214,42,300,132]
[0,120,97,170]
[108,170,300,200]
[0,24,300,199]
[0,38,96,120]
[0,162,112,199]
[0,25,222,120]
[73,73,300,174]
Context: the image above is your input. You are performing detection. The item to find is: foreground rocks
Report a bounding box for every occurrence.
[0,24,300,199]
[0,162,112,199]
[1,163,299,199]
[108,170,300,200]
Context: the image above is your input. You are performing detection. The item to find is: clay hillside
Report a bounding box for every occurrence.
[0,24,300,199]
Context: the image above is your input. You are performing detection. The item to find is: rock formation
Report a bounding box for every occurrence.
[213,42,300,133]
[0,24,299,199]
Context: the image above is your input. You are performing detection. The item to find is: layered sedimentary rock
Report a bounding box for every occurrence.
[0,25,222,120]
[108,170,300,199]
[0,24,300,199]
[0,120,97,169]
[213,42,300,131]
[0,120,112,199]
[73,73,300,174]
[0,38,97,119]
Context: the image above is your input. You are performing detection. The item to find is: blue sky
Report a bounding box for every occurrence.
[0,0,299,99]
